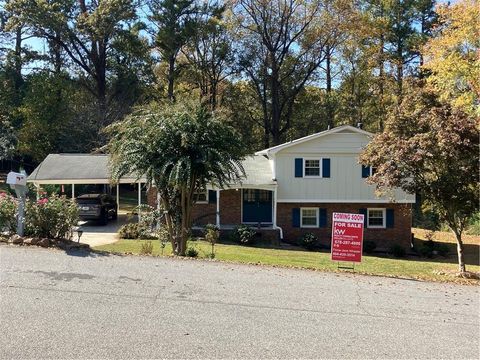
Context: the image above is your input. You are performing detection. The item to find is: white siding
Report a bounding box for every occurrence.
[274,132,415,203]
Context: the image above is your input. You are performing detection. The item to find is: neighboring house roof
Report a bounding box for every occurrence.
[255,125,372,156]
[27,154,145,184]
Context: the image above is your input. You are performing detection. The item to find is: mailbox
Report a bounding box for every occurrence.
[6,171,28,236]
[7,172,27,187]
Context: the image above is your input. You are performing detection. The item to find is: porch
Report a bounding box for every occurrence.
[191,186,282,240]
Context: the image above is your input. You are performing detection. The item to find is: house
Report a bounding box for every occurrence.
[147,125,415,249]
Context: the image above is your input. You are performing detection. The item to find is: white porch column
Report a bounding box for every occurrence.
[71,184,75,199]
[35,184,40,200]
[116,183,120,213]
[216,189,220,227]
[137,181,142,222]
[273,187,277,228]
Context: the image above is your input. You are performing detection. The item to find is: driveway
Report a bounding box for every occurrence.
[77,213,134,247]
[0,246,479,359]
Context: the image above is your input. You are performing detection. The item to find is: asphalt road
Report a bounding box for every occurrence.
[1,245,479,359]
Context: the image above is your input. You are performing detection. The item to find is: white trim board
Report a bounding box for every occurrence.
[255,125,372,156]
[277,199,415,204]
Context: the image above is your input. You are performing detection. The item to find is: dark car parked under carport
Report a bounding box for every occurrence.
[76,194,117,225]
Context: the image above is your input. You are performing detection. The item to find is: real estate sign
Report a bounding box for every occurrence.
[331,212,364,263]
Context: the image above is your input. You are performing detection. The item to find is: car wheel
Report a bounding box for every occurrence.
[112,209,118,220]
[99,210,108,225]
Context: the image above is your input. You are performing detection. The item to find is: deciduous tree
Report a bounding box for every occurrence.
[422,0,480,115]
[360,87,479,273]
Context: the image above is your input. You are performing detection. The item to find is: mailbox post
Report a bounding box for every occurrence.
[6,171,28,236]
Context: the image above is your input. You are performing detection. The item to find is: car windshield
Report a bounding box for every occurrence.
[76,198,101,204]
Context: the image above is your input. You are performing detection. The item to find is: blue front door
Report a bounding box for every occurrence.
[242,189,273,223]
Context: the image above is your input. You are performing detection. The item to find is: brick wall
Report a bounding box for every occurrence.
[147,187,242,226]
[277,203,412,250]
[148,187,412,250]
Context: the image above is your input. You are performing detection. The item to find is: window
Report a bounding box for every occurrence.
[362,165,376,178]
[367,208,386,228]
[243,189,256,202]
[194,190,208,204]
[301,208,318,228]
[304,159,320,177]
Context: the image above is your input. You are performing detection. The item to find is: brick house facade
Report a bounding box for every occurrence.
[147,125,415,250]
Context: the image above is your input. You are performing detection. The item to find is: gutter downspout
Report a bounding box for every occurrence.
[273,185,283,240]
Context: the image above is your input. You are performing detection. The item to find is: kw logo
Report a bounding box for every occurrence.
[334,229,345,235]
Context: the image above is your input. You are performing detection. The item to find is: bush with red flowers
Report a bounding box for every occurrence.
[25,195,79,239]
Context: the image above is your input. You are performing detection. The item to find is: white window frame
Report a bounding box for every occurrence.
[303,158,322,178]
[364,166,376,177]
[194,190,208,204]
[301,207,319,228]
[367,208,386,229]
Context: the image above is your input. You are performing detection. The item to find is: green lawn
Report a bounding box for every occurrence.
[94,239,480,284]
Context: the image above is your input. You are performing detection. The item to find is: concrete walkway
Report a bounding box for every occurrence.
[77,213,135,247]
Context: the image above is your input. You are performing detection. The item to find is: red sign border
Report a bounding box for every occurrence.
[330,212,365,263]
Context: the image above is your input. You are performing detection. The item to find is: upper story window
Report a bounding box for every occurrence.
[361,165,376,178]
[367,208,385,228]
[304,159,320,176]
[295,158,330,178]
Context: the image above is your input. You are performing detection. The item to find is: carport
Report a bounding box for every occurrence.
[27,154,147,218]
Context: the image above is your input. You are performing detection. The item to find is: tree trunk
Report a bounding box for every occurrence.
[453,229,466,273]
[168,55,176,101]
[270,61,281,145]
[325,45,334,129]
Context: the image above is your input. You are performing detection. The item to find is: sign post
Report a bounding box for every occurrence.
[331,212,364,269]
[6,171,28,237]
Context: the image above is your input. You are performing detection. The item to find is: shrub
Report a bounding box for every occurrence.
[299,232,318,251]
[157,226,170,255]
[0,193,17,234]
[140,240,153,255]
[390,244,406,258]
[186,246,198,257]
[25,195,79,239]
[418,243,434,258]
[119,223,145,239]
[436,243,450,257]
[204,224,219,244]
[233,225,256,245]
[363,240,377,254]
[466,211,480,235]
[204,224,219,257]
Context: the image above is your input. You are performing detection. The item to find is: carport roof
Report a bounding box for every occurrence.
[28,153,276,188]
[28,154,145,184]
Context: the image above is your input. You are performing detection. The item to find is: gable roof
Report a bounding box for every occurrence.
[28,154,145,184]
[255,125,372,156]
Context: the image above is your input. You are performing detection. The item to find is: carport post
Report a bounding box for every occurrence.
[71,184,75,199]
[116,183,119,214]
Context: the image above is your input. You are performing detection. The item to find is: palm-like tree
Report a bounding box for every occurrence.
[107,99,245,255]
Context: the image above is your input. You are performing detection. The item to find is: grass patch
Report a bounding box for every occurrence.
[94,238,480,284]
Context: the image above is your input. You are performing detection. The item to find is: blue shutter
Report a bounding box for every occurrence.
[295,158,303,178]
[318,208,327,227]
[208,190,217,204]
[322,158,330,178]
[386,209,394,228]
[359,208,368,226]
[361,165,370,178]
[292,208,300,228]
